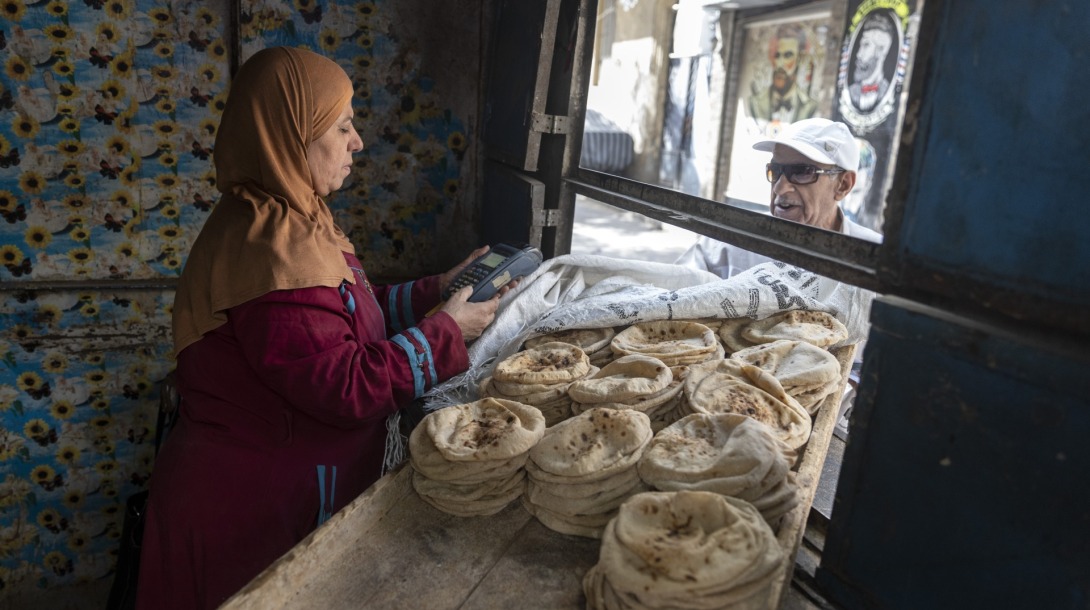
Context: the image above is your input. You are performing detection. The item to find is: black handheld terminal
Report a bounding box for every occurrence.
[443,243,543,302]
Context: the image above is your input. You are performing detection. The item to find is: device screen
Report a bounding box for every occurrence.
[479,252,505,269]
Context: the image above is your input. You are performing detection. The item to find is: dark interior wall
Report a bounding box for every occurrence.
[0,0,484,595]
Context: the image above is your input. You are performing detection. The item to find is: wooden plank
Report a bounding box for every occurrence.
[767,343,856,609]
[460,512,600,610]
[224,345,856,610]
[222,467,533,610]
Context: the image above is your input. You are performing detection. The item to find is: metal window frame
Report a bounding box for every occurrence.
[567,169,881,292]
[554,0,881,293]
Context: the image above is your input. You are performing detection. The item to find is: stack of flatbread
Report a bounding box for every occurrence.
[611,321,725,376]
[719,310,848,354]
[525,327,616,367]
[637,413,799,529]
[568,354,684,432]
[717,316,760,354]
[583,490,784,610]
[410,398,546,516]
[677,358,812,455]
[731,339,842,415]
[479,342,598,426]
[523,408,653,539]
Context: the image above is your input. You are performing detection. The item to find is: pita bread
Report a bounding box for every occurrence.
[731,340,839,388]
[479,376,568,405]
[415,470,527,517]
[525,474,645,516]
[526,461,641,499]
[567,354,672,404]
[611,321,718,366]
[409,398,544,517]
[682,359,812,452]
[521,497,616,539]
[790,380,842,414]
[638,414,790,484]
[493,341,591,385]
[717,317,758,353]
[637,413,799,526]
[742,310,848,347]
[731,339,842,414]
[424,397,546,462]
[410,433,527,483]
[572,378,682,419]
[528,408,653,482]
[524,327,615,355]
[412,468,525,504]
[585,491,783,609]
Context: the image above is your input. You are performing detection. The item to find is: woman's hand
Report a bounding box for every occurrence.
[439,246,490,296]
[440,286,500,341]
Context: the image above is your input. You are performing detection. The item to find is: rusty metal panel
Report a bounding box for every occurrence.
[819,297,1090,609]
[481,161,546,248]
[482,0,562,172]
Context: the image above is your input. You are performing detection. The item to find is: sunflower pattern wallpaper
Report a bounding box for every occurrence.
[0,0,474,594]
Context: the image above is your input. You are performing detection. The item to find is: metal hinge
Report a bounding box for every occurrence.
[532,208,560,228]
[531,112,570,134]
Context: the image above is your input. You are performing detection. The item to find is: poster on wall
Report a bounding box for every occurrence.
[833,0,922,234]
[725,10,837,205]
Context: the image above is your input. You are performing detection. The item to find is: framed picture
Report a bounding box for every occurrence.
[724,8,839,205]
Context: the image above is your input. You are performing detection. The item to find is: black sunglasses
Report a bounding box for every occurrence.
[766,162,845,185]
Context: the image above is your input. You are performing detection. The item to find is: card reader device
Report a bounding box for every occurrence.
[443,243,542,302]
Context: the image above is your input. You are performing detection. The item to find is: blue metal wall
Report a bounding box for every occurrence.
[820,0,1090,606]
[822,299,1089,608]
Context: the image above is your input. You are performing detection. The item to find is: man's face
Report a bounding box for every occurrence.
[853,28,892,83]
[771,38,800,93]
[768,144,852,231]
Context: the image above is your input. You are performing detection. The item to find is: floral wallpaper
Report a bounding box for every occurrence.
[1,0,476,596]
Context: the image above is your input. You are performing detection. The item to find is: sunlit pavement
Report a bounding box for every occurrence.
[570,196,700,264]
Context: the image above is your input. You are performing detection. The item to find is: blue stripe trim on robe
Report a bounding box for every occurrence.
[406,327,436,387]
[391,334,425,397]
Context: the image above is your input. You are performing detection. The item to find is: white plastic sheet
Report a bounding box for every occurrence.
[422,254,872,412]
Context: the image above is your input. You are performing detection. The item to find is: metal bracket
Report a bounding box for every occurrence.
[531,112,570,134]
[532,208,560,228]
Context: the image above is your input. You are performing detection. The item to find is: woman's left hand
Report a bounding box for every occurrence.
[439,246,490,295]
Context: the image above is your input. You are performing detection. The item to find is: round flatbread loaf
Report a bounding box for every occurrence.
[682,359,811,451]
[524,327,615,355]
[424,397,546,462]
[493,342,591,384]
[731,339,840,389]
[529,407,653,482]
[611,321,718,365]
[584,491,783,609]
[717,317,758,353]
[731,339,842,414]
[567,354,672,404]
[742,310,848,347]
[638,413,791,487]
[637,413,799,526]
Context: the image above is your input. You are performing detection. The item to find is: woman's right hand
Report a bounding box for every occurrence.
[440,286,500,341]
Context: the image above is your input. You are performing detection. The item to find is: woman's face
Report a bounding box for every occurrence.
[307,102,363,197]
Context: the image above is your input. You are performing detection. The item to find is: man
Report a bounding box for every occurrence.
[848,15,895,113]
[747,25,819,125]
[677,118,881,276]
[676,118,881,431]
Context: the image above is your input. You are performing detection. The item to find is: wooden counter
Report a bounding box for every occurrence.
[221,346,854,610]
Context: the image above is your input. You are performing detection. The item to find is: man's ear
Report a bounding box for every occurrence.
[834,171,857,201]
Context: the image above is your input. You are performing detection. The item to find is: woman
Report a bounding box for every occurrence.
[136,47,505,609]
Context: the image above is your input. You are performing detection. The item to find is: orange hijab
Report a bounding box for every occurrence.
[172,47,356,356]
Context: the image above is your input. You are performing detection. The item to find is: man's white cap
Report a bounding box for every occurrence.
[753,118,859,173]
